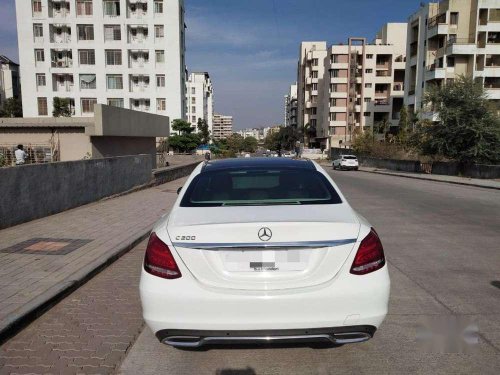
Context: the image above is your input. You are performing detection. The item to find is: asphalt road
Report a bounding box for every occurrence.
[119,170,500,375]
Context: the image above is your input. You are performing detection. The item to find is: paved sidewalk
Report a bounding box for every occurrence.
[0,176,187,341]
[359,167,500,190]
[0,240,147,375]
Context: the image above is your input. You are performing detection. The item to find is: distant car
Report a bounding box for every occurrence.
[140,158,389,349]
[333,155,359,171]
[244,153,251,158]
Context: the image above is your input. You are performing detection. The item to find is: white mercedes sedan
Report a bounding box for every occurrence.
[140,158,390,348]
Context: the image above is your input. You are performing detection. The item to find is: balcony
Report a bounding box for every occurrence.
[52,74,74,92]
[128,26,148,44]
[130,99,151,112]
[446,38,476,55]
[128,1,148,19]
[374,99,390,106]
[129,75,150,92]
[425,65,446,80]
[128,51,149,69]
[50,25,72,43]
[375,70,391,77]
[393,83,404,92]
[49,0,70,18]
[51,50,73,68]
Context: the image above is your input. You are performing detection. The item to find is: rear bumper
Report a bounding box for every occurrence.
[140,264,390,334]
[156,325,376,348]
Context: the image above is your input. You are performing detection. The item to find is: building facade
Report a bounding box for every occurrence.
[186,72,213,134]
[284,83,297,127]
[296,23,408,148]
[0,56,21,111]
[15,0,186,126]
[212,113,233,140]
[405,0,500,117]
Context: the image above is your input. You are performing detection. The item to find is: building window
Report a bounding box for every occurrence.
[331,69,339,78]
[155,50,165,64]
[365,83,372,88]
[35,49,45,62]
[103,0,120,16]
[156,74,165,87]
[76,0,93,16]
[364,112,371,117]
[104,25,121,41]
[312,58,318,66]
[154,25,164,39]
[191,97,196,104]
[364,97,371,102]
[105,50,122,65]
[192,115,196,123]
[157,98,166,111]
[312,71,318,78]
[107,98,124,107]
[191,106,196,113]
[154,0,163,14]
[450,12,459,25]
[311,107,317,115]
[78,49,95,65]
[37,97,48,115]
[77,25,94,40]
[106,74,123,90]
[33,24,43,40]
[36,73,46,88]
[191,87,195,94]
[32,0,42,14]
[365,69,373,74]
[366,54,373,59]
[80,74,96,89]
[81,98,97,113]
[312,83,318,90]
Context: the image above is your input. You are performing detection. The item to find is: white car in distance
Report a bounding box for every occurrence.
[333,155,359,171]
[140,158,389,348]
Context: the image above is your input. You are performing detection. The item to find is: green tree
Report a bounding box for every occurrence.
[168,119,201,153]
[172,118,194,134]
[397,106,409,146]
[226,133,245,154]
[52,97,72,117]
[264,127,300,153]
[196,118,210,144]
[420,75,500,164]
[242,136,258,153]
[0,97,22,118]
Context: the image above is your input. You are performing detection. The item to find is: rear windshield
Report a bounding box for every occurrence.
[180,168,342,207]
[343,156,357,160]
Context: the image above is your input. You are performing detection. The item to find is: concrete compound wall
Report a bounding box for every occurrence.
[358,156,421,173]
[153,161,201,186]
[0,155,152,229]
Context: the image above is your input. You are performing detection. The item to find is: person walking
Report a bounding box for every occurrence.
[15,144,27,165]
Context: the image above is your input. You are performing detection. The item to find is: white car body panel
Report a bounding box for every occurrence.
[140,159,390,345]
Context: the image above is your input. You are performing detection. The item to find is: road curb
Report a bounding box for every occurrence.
[359,169,500,191]
[0,228,151,345]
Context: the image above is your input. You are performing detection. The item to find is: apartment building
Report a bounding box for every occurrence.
[212,113,233,140]
[405,0,500,117]
[284,83,298,127]
[186,72,213,134]
[0,55,21,111]
[15,0,186,126]
[297,23,407,149]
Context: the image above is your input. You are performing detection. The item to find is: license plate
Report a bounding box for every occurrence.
[221,250,309,272]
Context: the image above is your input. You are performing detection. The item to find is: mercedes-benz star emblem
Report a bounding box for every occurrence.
[258,227,272,242]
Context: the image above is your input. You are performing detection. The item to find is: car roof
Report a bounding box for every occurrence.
[201,157,315,173]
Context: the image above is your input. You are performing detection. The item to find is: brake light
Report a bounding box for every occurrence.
[144,232,182,279]
[350,229,385,275]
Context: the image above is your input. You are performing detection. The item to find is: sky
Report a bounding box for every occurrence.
[0,0,421,129]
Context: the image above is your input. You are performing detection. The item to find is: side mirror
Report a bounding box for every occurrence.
[177,186,182,195]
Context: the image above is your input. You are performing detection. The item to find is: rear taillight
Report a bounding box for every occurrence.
[350,229,385,275]
[144,232,182,279]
